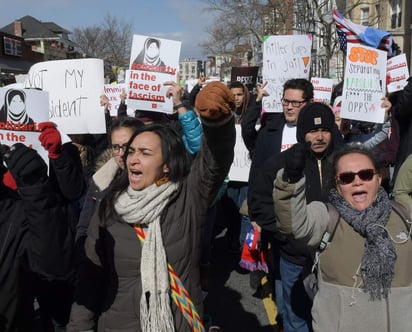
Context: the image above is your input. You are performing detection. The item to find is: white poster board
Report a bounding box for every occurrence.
[0,88,49,163]
[341,44,387,124]
[127,35,181,114]
[311,77,333,104]
[386,53,409,93]
[23,58,106,134]
[228,125,252,182]
[262,35,312,113]
[103,83,133,116]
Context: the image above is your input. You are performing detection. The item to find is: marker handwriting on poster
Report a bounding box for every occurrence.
[341,44,386,123]
[128,71,165,102]
[264,41,309,72]
[25,69,47,89]
[26,68,88,119]
[262,35,311,113]
[348,47,378,65]
[23,59,105,134]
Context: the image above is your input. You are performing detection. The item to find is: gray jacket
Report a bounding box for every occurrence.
[273,169,412,332]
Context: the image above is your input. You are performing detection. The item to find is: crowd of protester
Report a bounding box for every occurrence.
[1,64,412,332]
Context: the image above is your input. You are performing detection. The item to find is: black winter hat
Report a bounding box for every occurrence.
[296,102,335,143]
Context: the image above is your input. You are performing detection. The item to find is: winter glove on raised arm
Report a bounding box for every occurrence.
[195,81,235,121]
[282,142,307,183]
[38,121,62,159]
[3,143,47,187]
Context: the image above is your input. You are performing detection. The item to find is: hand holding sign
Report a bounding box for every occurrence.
[38,122,62,159]
[164,74,186,114]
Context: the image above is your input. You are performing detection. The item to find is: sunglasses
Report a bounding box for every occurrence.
[336,169,377,185]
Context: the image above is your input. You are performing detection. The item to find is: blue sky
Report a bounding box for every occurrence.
[0,0,213,60]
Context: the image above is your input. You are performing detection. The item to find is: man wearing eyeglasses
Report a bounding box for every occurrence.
[242,78,313,328]
[248,102,342,332]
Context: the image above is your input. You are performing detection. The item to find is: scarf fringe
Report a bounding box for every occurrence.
[140,292,175,332]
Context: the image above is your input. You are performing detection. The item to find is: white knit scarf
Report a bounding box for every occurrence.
[114,181,179,332]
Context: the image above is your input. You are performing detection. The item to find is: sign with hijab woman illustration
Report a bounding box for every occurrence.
[0,89,34,125]
[132,37,166,69]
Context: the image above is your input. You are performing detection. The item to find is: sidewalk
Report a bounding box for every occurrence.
[203,234,280,332]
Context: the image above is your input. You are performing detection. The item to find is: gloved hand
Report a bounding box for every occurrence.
[38,121,62,159]
[194,81,235,121]
[3,143,47,187]
[283,142,308,183]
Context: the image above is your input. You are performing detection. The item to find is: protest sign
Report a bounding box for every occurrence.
[127,35,181,114]
[341,43,387,123]
[103,83,133,116]
[228,125,252,182]
[23,58,106,134]
[185,78,199,94]
[386,53,409,93]
[0,87,49,162]
[311,77,333,104]
[231,67,259,92]
[262,35,312,113]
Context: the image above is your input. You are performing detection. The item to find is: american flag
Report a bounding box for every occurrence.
[333,9,392,56]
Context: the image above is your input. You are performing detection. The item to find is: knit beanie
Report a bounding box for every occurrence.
[296,102,335,143]
[195,81,235,115]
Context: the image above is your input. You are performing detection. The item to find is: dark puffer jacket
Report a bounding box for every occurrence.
[0,178,72,332]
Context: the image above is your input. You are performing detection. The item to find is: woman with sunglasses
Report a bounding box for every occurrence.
[272,145,412,332]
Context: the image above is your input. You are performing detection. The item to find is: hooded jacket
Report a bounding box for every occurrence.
[248,103,340,264]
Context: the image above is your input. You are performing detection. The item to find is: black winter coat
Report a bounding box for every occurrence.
[0,180,73,332]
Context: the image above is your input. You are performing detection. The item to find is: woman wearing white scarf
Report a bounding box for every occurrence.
[68,81,236,331]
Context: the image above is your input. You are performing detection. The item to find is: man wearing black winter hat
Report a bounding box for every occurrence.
[249,102,343,332]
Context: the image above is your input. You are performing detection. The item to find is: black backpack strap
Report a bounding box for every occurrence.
[391,200,412,237]
[318,203,341,252]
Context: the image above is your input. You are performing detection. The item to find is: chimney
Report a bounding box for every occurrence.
[14,21,22,37]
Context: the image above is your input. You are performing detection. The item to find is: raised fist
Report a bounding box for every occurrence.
[3,143,47,186]
[283,142,308,183]
[38,121,62,159]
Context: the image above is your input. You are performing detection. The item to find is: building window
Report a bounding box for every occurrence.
[390,0,402,29]
[360,8,369,26]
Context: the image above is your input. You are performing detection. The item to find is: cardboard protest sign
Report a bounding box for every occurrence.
[311,77,333,104]
[262,35,312,113]
[228,125,252,182]
[127,35,181,114]
[23,58,106,134]
[103,83,133,117]
[386,53,409,93]
[341,44,387,123]
[0,87,49,162]
[185,79,199,94]
[231,67,259,92]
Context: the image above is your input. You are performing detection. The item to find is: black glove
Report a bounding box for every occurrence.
[3,143,47,187]
[283,142,308,183]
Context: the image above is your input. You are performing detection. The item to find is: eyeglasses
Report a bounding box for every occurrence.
[111,144,128,154]
[336,169,377,185]
[281,98,307,107]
